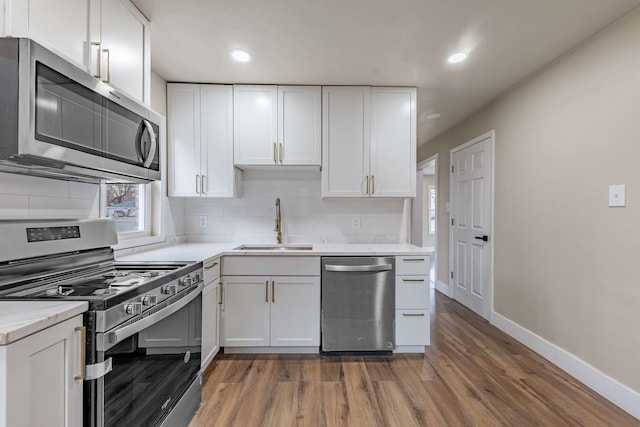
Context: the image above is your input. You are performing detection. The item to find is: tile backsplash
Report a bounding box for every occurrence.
[0,169,410,245]
[184,169,410,244]
[0,172,100,219]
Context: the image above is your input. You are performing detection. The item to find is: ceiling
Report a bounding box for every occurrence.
[132,0,639,147]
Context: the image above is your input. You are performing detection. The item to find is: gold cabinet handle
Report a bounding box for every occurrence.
[74,326,86,380]
[402,278,425,282]
[91,42,102,79]
[273,143,277,163]
[201,175,207,195]
[195,174,200,194]
[102,48,111,83]
[271,281,275,303]
[402,313,425,317]
[279,143,283,163]
[366,176,370,195]
[265,280,269,302]
[402,258,425,262]
[219,281,223,305]
[204,261,218,270]
[371,175,375,195]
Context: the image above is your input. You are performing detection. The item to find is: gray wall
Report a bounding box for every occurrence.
[418,7,640,393]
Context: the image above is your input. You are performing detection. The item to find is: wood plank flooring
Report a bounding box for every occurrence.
[189,291,639,426]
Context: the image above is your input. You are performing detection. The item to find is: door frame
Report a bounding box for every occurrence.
[448,130,495,321]
[414,154,438,288]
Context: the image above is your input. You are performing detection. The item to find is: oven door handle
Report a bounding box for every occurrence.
[97,283,203,352]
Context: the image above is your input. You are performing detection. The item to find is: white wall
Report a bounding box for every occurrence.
[184,169,409,244]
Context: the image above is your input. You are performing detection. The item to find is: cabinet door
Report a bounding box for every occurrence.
[0,316,83,427]
[201,279,220,369]
[233,85,278,165]
[278,86,321,165]
[99,0,149,103]
[369,87,416,197]
[322,86,370,197]
[270,276,320,346]
[221,276,271,347]
[201,85,236,197]
[168,84,201,197]
[2,0,91,69]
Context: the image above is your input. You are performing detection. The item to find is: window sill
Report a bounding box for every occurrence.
[112,234,165,251]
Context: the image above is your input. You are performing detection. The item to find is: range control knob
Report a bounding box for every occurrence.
[142,295,158,306]
[162,284,178,295]
[124,302,142,315]
[180,276,193,287]
[193,273,201,282]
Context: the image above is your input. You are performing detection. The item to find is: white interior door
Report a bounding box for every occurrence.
[450,134,493,319]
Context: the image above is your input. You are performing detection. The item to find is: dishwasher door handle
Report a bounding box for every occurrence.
[324,264,392,272]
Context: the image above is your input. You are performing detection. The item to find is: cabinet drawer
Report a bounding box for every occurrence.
[395,277,430,309]
[222,256,320,276]
[203,258,221,283]
[395,310,430,346]
[395,256,430,275]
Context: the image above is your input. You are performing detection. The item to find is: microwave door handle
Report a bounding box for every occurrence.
[141,119,158,168]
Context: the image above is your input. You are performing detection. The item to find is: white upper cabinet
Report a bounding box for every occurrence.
[369,87,417,197]
[97,0,150,104]
[234,85,321,166]
[322,86,370,197]
[167,83,236,198]
[1,0,150,104]
[322,86,416,198]
[1,0,92,67]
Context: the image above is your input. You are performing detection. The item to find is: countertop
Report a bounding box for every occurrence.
[117,243,434,263]
[0,301,88,345]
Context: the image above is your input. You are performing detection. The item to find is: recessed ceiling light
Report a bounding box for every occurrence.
[230,49,252,63]
[426,113,441,120]
[447,52,467,64]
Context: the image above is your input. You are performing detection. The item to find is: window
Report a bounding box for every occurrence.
[103,183,151,238]
[428,185,436,235]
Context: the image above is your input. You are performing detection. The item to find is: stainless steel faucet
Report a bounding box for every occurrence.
[275,198,282,244]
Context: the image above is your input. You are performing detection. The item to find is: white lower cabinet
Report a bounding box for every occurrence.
[201,258,221,369]
[201,278,220,368]
[220,276,271,347]
[221,275,320,349]
[394,255,431,352]
[220,256,320,351]
[0,315,84,427]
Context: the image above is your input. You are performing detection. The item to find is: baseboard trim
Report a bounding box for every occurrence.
[394,345,426,354]
[436,280,451,297]
[491,312,640,421]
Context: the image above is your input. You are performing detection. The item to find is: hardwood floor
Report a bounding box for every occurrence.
[189,291,639,426]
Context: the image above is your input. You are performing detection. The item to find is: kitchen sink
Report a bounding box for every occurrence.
[233,244,313,251]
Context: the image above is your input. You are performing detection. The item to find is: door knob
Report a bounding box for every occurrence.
[474,235,489,242]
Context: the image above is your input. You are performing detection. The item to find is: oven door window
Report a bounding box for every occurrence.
[35,62,102,155]
[103,295,201,427]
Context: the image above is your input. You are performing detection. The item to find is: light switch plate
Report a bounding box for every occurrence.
[609,184,626,207]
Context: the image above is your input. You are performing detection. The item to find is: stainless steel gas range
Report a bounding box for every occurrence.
[0,219,203,427]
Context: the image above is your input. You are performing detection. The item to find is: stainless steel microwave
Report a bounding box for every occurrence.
[0,38,161,183]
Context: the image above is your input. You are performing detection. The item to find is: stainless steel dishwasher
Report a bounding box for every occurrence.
[321,257,395,353]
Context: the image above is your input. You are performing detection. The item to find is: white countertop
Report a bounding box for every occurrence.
[117,242,433,263]
[0,301,88,345]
